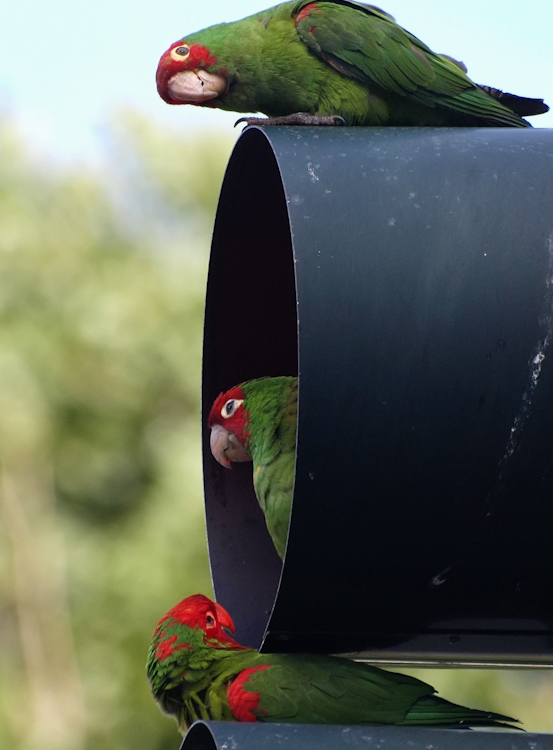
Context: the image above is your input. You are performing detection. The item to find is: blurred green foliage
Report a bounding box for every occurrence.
[0,112,552,750]
[0,113,234,750]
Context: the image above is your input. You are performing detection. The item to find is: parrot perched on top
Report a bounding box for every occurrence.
[208,376,297,560]
[156,0,548,128]
[147,593,519,732]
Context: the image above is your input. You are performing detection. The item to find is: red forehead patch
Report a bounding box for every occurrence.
[208,385,246,428]
[170,41,218,70]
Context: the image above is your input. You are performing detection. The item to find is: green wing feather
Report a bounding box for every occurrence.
[254,451,296,559]
[249,655,431,723]
[243,376,298,560]
[240,654,517,727]
[293,0,531,126]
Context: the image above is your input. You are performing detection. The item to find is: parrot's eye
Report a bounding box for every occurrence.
[171,44,191,61]
[206,612,215,628]
[221,398,244,418]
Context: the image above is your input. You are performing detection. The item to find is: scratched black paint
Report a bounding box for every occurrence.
[202,126,553,663]
[180,721,553,750]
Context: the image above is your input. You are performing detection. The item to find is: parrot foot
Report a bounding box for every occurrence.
[235,113,346,127]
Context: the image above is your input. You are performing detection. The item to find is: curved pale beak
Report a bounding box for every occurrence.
[210,424,252,468]
[167,70,227,104]
[214,601,235,633]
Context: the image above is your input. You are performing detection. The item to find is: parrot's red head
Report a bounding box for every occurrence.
[154,594,242,648]
[156,40,228,105]
[208,385,252,468]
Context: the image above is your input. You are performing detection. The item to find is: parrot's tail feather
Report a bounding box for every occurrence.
[402,696,520,729]
[477,86,549,117]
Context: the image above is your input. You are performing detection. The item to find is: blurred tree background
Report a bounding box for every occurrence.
[0,112,552,750]
[0,112,233,750]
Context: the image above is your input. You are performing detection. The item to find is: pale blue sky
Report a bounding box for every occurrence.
[2,0,552,163]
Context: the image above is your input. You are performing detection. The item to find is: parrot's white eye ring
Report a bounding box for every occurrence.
[221,398,244,418]
[206,612,215,628]
[171,44,191,61]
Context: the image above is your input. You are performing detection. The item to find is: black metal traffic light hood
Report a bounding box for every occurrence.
[202,126,553,665]
[180,721,553,750]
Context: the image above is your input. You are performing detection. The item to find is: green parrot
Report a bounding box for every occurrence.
[208,376,297,560]
[147,593,519,732]
[155,0,548,127]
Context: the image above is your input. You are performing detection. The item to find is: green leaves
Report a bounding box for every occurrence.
[0,114,233,750]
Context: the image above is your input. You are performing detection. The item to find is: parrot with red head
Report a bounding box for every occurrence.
[147,593,519,733]
[208,376,298,560]
[156,0,548,127]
